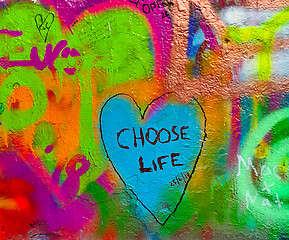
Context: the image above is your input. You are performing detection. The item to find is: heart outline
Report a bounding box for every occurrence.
[99,92,207,225]
[35,13,55,42]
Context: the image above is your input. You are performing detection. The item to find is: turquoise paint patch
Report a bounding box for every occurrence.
[100,94,206,224]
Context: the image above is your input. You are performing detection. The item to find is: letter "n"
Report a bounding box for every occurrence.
[246,191,258,209]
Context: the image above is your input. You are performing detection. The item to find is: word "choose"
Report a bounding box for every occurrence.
[116,126,190,173]
[117,126,190,149]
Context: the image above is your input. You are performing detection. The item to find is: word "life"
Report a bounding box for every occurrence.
[139,152,182,173]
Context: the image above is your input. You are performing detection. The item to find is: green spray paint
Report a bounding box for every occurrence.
[86,182,112,235]
[0,4,62,71]
[226,7,289,80]
[0,70,48,131]
[239,106,289,226]
[69,9,154,87]
[69,9,155,193]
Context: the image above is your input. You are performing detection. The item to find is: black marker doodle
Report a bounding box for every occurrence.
[35,13,54,42]
[129,0,170,19]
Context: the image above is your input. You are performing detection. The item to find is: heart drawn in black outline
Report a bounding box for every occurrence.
[99,92,207,225]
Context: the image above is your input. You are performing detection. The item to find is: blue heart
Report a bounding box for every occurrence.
[100,93,206,225]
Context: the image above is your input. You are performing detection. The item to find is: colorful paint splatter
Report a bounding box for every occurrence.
[0,0,289,239]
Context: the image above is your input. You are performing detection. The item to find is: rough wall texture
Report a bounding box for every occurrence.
[0,0,289,239]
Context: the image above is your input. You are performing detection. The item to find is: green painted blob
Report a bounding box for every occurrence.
[115,191,144,239]
[242,107,289,162]
[239,107,289,226]
[86,182,112,235]
[69,8,154,87]
[271,118,289,144]
[73,9,154,192]
[226,7,289,80]
[78,73,100,194]
[0,70,48,131]
[261,138,289,202]
[0,3,63,72]
[159,194,196,235]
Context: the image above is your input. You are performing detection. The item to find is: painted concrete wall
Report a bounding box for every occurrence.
[0,0,288,239]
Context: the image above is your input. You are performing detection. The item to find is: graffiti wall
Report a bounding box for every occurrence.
[0,0,289,239]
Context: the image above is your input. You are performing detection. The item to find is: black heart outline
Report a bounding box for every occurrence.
[99,92,207,226]
[35,13,55,42]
